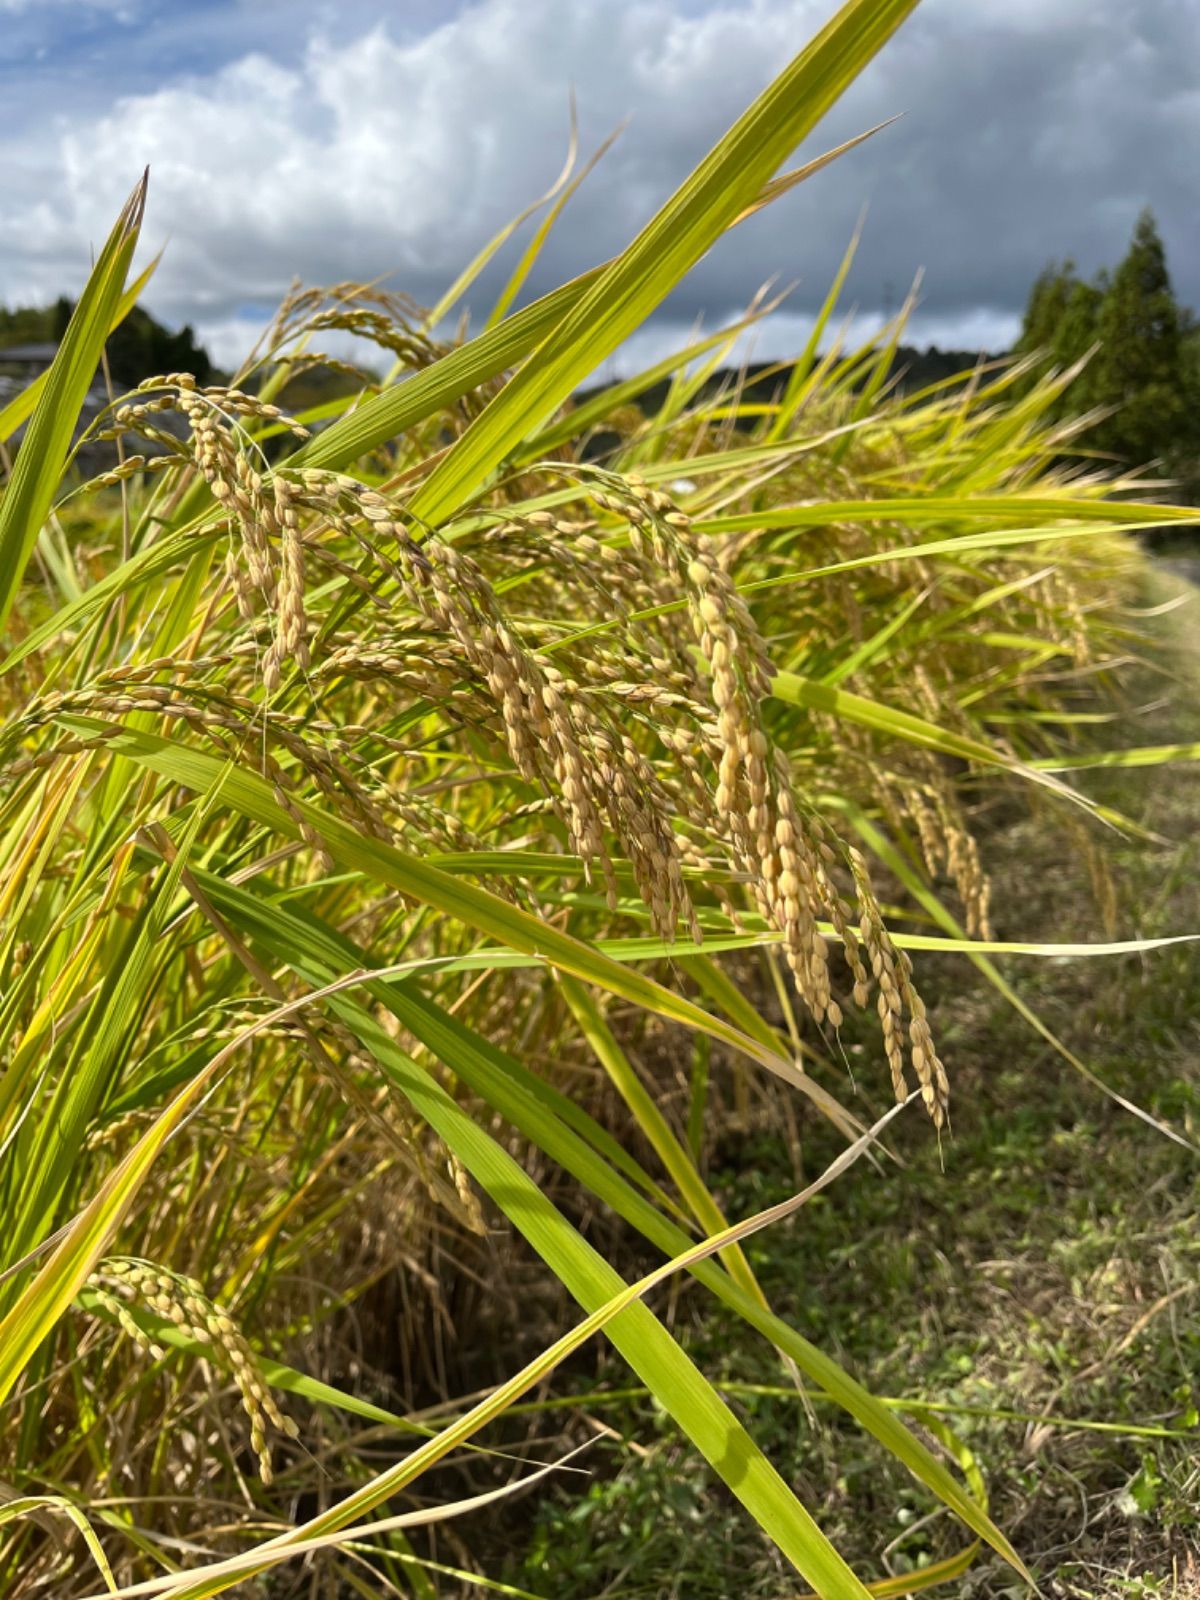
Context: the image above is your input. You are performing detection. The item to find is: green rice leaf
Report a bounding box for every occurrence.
[0,174,147,637]
[407,0,919,528]
[51,716,810,1084]
[183,870,1027,1584]
[0,255,159,448]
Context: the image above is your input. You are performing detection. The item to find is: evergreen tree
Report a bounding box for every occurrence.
[1013,261,1093,416]
[50,295,73,341]
[1051,278,1102,372]
[1181,312,1200,419]
[1089,208,1188,464]
[1014,260,1079,368]
[1014,211,1198,485]
[1047,276,1104,421]
[103,305,214,386]
[2,298,214,385]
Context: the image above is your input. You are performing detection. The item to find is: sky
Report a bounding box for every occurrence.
[2,0,1198,376]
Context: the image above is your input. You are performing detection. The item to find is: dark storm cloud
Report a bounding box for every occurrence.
[1,0,1196,367]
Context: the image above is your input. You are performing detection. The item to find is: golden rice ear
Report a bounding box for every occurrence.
[556,471,950,1120]
[88,1259,298,1483]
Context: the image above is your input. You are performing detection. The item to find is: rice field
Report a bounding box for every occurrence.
[0,2,1197,1595]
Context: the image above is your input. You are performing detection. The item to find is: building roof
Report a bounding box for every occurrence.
[0,342,60,365]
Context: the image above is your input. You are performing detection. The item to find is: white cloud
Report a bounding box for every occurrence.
[1,0,1197,376]
[36,2,827,298]
[3,0,837,344]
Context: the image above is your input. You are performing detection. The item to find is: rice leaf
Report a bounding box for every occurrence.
[0,174,147,636]
[407,0,920,527]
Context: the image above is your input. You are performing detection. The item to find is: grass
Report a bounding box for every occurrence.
[0,2,1198,1594]
[516,943,1200,1595]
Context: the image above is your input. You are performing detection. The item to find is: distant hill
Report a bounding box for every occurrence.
[573,345,1000,447]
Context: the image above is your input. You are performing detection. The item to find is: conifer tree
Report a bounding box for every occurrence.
[1047,277,1104,423]
[1015,211,1198,479]
[1090,208,1188,464]
[1014,261,1078,369]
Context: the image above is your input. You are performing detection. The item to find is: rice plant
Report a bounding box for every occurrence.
[0,2,1195,1595]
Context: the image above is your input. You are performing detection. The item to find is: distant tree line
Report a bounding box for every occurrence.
[575,346,994,454]
[0,295,215,386]
[1014,209,1200,485]
[4,216,1196,494]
